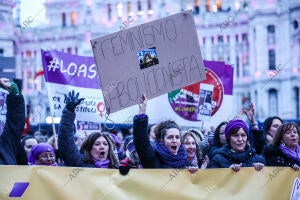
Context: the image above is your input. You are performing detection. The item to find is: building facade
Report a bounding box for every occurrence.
[3,0,300,123]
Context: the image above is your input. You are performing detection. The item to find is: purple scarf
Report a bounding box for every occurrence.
[93,159,110,168]
[155,142,187,168]
[280,144,300,165]
[188,155,198,167]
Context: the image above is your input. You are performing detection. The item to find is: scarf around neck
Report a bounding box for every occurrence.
[28,162,58,166]
[93,159,110,168]
[155,142,187,168]
[188,155,198,167]
[280,144,300,165]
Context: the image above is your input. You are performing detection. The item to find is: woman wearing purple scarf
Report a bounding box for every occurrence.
[133,95,197,173]
[58,91,119,169]
[28,143,58,166]
[264,122,300,171]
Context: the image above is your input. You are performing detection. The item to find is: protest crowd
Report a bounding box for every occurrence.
[0,77,300,177]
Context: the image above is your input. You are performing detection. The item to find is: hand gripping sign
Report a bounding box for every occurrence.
[91,10,206,113]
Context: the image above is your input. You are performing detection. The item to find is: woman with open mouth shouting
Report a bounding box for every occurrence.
[133,94,198,173]
[58,91,119,168]
[208,119,265,172]
[182,131,208,169]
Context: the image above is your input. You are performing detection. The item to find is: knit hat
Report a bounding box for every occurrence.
[28,143,55,164]
[224,119,249,139]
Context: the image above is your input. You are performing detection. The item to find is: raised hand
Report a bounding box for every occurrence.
[64,90,85,112]
[138,94,147,114]
[0,78,11,88]
[0,78,19,95]
[243,103,255,122]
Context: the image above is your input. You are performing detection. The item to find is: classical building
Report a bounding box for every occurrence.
[1,0,300,123]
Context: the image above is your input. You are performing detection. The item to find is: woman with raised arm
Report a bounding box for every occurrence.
[208,119,265,172]
[243,103,283,154]
[264,122,300,171]
[58,90,119,168]
[0,78,27,165]
[133,94,197,173]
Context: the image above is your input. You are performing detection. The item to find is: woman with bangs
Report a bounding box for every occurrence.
[58,91,119,168]
[181,131,208,169]
[264,122,300,170]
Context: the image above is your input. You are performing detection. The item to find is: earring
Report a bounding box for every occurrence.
[281,143,285,146]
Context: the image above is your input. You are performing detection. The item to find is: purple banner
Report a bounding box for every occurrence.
[203,60,233,95]
[41,49,100,89]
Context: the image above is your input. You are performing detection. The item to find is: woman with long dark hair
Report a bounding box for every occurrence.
[58,91,119,168]
[264,122,300,170]
[207,121,228,159]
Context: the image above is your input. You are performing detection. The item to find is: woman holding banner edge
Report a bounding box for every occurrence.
[58,90,119,168]
[208,119,265,172]
[133,94,198,173]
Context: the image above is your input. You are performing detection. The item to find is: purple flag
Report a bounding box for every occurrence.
[41,49,100,89]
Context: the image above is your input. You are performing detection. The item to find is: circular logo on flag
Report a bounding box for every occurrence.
[168,68,224,121]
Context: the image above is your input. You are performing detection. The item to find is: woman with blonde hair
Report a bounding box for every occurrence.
[181,131,208,168]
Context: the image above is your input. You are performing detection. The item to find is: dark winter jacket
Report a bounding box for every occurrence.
[58,107,96,168]
[0,95,27,165]
[207,145,224,160]
[208,145,265,168]
[133,114,191,168]
[251,128,266,155]
[264,145,299,167]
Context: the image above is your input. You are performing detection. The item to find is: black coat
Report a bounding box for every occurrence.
[251,128,266,155]
[0,95,27,165]
[263,145,299,167]
[208,145,266,168]
[133,114,191,168]
[58,108,118,168]
[58,108,96,168]
[207,145,224,160]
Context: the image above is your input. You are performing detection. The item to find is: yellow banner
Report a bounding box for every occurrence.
[0,166,299,200]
